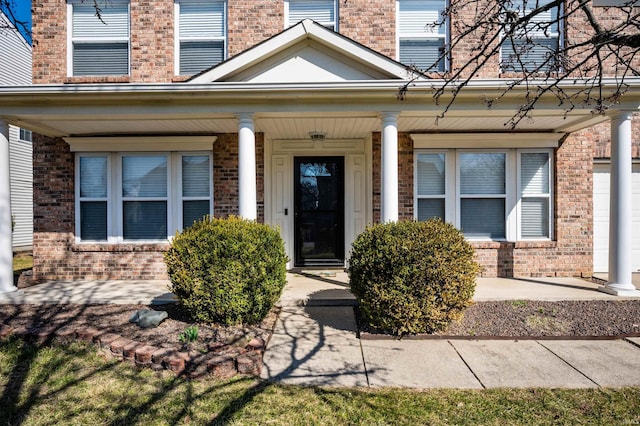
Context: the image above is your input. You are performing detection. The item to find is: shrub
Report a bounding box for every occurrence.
[165,216,287,325]
[348,219,479,336]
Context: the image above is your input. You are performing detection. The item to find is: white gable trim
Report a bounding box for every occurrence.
[189,19,412,83]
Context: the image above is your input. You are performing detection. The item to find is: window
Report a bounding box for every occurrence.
[397,0,447,72]
[285,0,337,30]
[19,128,32,142]
[415,149,553,240]
[501,0,561,73]
[76,152,212,242]
[175,0,226,75]
[68,0,130,76]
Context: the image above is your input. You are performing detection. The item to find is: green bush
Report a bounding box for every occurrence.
[348,219,479,336]
[165,216,287,325]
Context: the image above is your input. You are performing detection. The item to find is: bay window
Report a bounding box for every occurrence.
[415,149,553,240]
[76,152,212,242]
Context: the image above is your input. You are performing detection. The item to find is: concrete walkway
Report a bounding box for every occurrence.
[2,271,640,388]
[261,271,640,388]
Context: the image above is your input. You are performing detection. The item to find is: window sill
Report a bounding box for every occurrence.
[470,240,557,249]
[65,76,131,84]
[72,242,170,252]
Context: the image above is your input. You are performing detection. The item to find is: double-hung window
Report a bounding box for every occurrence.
[415,149,553,240]
[397,0,447,72]
[175,0,226,75]
[68,0,130,76]
[501,0,561,73]
[285,0,337,30]
[19,128,32,142]
[76,152,212,242]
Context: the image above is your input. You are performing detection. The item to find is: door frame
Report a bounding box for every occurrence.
[265,137,372,269]
[293,156,345,267]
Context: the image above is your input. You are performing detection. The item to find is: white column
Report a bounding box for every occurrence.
[380,112,399,222]
[237,113,257,221]
[600,111,640,296]
[0,120,17,293]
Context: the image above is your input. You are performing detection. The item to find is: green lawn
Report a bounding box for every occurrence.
[0,338,639,425]
[13,253,32,275]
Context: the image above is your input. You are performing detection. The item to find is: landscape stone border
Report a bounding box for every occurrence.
[0,323,265,379]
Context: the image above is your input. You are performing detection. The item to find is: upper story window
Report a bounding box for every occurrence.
[19,128,32,142]
[67,0,130,77]
[501,0,562,73]
[175,0,227,75]
[285,0,337,30]
[397,0,447,72]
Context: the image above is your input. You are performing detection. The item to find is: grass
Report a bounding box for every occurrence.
[1,338,640,425]
[12,253,32,275]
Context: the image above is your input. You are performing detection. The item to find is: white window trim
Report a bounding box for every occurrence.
[67,0,131,77]
[516,149,554,240]
[499,0,563,73]
[414,147,554,241]
[75,153,112,242]
[75,151,213,244]
[284,0,338,30]
[174,0,228,76]
[19,128,32,142]
[396,0,449,72]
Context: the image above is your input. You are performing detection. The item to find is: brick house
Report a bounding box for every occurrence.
[0,0,638,295]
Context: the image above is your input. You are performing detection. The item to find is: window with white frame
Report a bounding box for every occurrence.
[501,0,561,73]
[397,0,447,72]
[415,149,553,240]
[76,152,212,242]
[19,128,32,142]
[285,0,337,30]
[68,0,130,76]
[175,0,226,75]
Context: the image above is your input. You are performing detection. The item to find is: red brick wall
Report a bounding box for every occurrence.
[227,1,283,58]
[339,0,396,58]
[372,132,414,223]
[31,132,264,281]
[470,134,593,278]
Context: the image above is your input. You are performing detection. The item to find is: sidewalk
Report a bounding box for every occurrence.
[261,271,640,388]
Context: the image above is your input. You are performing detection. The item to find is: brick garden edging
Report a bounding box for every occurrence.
[0,324,265,379]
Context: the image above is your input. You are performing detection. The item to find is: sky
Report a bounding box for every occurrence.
[2,0,31,44]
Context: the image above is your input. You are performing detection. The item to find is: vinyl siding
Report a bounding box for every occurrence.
[1,13,33,249]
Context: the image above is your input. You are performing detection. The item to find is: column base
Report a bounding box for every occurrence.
[598,284,640,297]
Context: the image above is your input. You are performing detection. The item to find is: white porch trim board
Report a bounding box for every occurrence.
[0,120,17,293]
[238,113,257,221]
[600,112,640,296]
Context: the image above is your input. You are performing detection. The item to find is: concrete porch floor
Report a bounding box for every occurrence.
[0,271,638,305]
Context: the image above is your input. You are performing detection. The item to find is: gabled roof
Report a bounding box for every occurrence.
[188,19,414,84]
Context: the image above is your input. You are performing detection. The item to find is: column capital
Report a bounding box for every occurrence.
[236,113,255,124]
[607,110,635,121]
[379,111,399,123]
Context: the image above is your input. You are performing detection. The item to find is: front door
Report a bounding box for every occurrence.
[294,157,345,267]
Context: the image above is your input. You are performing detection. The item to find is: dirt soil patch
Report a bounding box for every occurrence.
[0,303,278,353]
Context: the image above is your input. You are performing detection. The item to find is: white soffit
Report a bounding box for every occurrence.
[64,136,218,152]
[411,133,562,148]
[189,19,411,83]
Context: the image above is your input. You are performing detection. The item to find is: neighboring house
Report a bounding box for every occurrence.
[0,1,638,295]
[0,12,33,252]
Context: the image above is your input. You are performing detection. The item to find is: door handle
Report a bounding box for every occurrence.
[284,208,288,216]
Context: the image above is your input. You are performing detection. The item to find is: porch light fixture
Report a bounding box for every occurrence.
[309,131,327,141]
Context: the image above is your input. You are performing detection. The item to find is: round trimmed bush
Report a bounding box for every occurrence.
[348,219,479,336]
[165,216,287,325]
